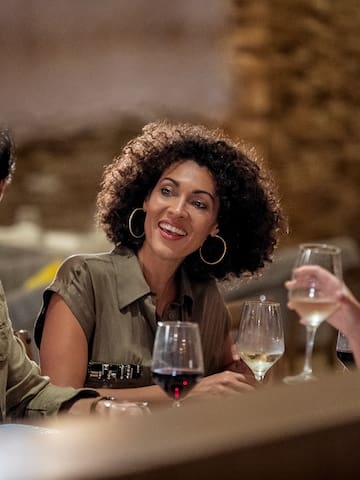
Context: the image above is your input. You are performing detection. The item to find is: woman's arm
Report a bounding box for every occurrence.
[39,293,89,387]
[40,293,173,408]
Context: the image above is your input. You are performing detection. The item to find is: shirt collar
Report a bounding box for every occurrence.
[111,247,194,313]
[111,246,151,309]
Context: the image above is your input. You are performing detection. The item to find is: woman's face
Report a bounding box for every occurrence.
[141,160,220,265]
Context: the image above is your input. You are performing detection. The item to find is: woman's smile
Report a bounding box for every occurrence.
[158,221,187,240]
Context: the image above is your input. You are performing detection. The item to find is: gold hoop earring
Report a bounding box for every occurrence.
[128,208,145,239]
[199,235,227,265]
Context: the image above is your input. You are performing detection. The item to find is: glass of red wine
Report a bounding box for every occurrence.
[336,331,355,371]
[151,321,204,407]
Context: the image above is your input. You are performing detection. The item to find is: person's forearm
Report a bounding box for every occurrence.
[95,384,171,409]
[64,396,98,416]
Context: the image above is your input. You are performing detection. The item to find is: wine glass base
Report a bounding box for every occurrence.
[283,372,317,385]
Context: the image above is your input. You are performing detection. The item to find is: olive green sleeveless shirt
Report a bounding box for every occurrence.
[34,247,231,388]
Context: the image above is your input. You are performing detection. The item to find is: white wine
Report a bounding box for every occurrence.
[239,351,283,380]
[291,298,338,328]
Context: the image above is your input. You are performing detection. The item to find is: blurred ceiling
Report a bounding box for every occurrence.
[0,0,232,140]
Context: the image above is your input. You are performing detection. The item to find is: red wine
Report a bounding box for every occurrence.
[152,370,202,401]
[337,351,355,370]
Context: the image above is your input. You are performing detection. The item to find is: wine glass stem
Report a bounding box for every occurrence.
[303,325,317,375]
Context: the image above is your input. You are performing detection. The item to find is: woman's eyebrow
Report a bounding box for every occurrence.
[162,176,216,202]
[162,176,177,185]
[194,189,216,202]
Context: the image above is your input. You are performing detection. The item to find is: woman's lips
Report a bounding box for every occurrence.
[158,221,187,239]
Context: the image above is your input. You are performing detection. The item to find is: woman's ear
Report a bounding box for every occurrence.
[210,224,219,237]
[142,198,148,213]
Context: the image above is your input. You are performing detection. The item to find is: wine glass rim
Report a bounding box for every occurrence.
[156,321,198,328]
[299,242,341,254]
[243,300,280,307]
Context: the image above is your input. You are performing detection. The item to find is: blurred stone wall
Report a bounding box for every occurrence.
[227,0,360,247]
[3,124,141,231]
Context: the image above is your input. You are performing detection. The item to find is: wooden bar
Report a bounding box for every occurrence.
[3,370,360,479]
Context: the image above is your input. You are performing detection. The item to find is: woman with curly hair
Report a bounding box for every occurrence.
[34,120,285,407]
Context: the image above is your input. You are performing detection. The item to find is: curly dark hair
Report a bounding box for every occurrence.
[96,120,286,281]
[0,129,16,182]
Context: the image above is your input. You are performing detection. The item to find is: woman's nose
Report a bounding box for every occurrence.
[169,197,187,217]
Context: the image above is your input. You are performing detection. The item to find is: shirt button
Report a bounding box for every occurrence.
[168,310,177,321]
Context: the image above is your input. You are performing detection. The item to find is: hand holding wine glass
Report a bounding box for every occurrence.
[283,243,343,384]
[236,301,284,383]
[151,321,204,407]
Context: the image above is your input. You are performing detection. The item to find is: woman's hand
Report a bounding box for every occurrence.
[285,265,349,331]
[187,370,256,400]
[286,265,343,298]
[285,265,360,368]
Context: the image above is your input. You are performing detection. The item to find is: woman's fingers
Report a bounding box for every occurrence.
[191,370,256,398]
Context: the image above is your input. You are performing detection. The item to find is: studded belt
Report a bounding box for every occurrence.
[86,361,142,388]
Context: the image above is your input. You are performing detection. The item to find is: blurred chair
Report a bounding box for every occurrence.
[0,244,55,292]
[4,257,62,363]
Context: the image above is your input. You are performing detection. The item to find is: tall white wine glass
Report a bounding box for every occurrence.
[236,301,285,382]
[283,243,342,384]
[151,321,204,407]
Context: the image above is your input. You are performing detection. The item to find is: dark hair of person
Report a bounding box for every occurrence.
[96,120,286,281]
[0,129,16,182]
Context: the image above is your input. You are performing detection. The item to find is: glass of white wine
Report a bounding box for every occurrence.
[236,300,284,382]
[283,243,342,384]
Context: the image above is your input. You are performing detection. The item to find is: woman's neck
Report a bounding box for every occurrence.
[137,247,180,316]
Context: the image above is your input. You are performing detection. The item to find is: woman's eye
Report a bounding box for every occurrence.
[160,187,172,196]
[193,200,207,209]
